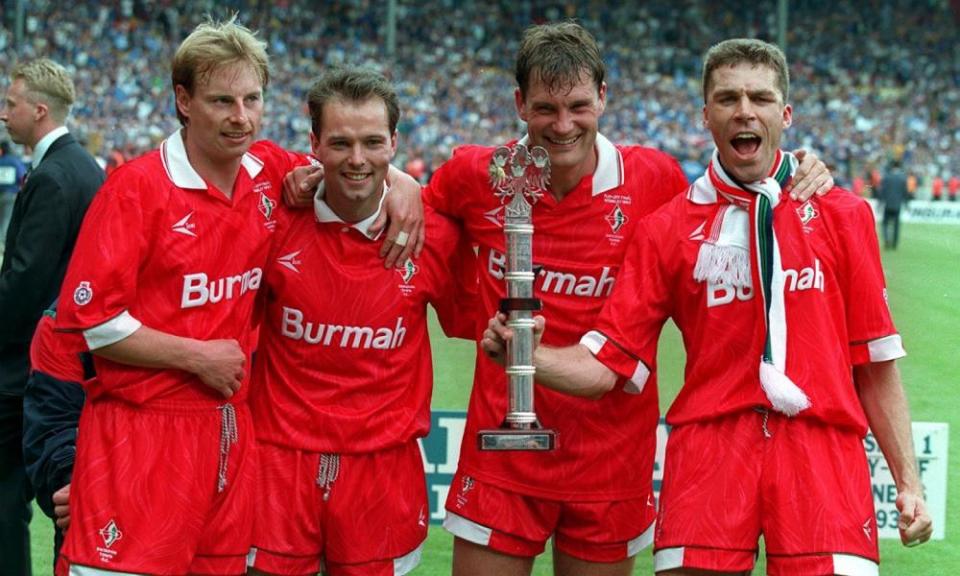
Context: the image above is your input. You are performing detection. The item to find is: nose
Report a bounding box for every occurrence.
[553,107,574,135]
[348,144,365,166]
[733,95,756,120]
[228,99,248,123]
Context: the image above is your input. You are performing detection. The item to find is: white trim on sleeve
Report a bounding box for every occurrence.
[83,310,142,350]
[580,330,607,354]
[866,334,906,362]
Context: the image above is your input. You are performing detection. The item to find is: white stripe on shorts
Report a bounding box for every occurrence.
[394,543,424,576]
[626,521,656,557]
[833,553,879,576]
[653,546,685,572]
[443,511,492,546]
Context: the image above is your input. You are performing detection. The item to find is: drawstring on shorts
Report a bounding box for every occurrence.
[218,403,238,493]
[316,453,340,501]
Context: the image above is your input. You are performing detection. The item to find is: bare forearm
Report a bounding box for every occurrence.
[534,344,619,399]
[856,361,921,492]
[93,325,203,372]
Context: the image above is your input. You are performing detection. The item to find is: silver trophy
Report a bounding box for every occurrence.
[479,144,557,451]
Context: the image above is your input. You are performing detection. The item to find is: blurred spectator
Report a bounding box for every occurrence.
[0,139,26,251]
[0,0,957,185]
[949,175,959,202]
[878,158,910,250]
[932,175,944,201]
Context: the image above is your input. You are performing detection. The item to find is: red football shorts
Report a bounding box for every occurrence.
[248,440,428,576]
[443,470,657,562]
[654,409,879,575]
[61,399,257,575]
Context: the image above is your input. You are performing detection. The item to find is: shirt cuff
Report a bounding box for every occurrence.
[83,311,142,350]
[580,330,651,394]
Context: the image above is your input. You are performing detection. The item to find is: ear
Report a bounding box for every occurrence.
[33,100,49,123]
[309,131,322,159]
[389,131,398,160]
[174,85,191,123]
[702,104,709,128]
[597,81,607,114]
[782,103,793,129]
[514,87,528,122]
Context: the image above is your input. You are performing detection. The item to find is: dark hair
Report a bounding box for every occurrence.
[515,21,604,98]
[702,38,789,103]
[307,66,400,136]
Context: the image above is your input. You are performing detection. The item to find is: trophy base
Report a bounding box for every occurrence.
[478,428,557,451]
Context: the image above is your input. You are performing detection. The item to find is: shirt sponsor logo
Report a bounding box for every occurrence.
[181,267,263,309]
[73,281,93,306]
[706,258,825,307]
[281,307,407,349]
[487,249,616,298]
[172,211,198,237]
[277,250,303,273]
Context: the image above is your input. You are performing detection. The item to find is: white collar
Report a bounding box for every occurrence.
[516,132,624,196]
[159,128,264,190]
[32,126,69,166]
[313,183,390,241]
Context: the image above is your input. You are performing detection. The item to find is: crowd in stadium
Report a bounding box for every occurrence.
[1,0,958,194]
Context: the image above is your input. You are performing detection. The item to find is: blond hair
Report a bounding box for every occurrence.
[171,16,269,125]
[12,59,76,122]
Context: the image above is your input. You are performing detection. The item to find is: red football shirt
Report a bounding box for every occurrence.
[251,194,477,453]
[31,313,88,384]
[589,187,903,434]
[56,133,297,407]
[424,134,688,500]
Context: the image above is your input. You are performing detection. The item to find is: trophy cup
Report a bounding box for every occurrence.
[478,144,557,451]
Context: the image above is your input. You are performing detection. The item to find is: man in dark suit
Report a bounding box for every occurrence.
[879,158,910,250]
[0,58,104,575]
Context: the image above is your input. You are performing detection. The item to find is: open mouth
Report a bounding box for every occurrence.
[343,172,372,182]
[730,132,761,156]
[222,131,250,142]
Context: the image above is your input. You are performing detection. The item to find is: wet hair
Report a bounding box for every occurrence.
[515,21,605,97]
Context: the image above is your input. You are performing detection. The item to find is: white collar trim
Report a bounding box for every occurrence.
[160,129,264,190]
[312,183,390,241]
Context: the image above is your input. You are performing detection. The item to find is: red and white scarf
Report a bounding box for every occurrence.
[688,149,811,416]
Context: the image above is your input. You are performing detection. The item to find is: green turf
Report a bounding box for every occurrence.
[29,222,959,574]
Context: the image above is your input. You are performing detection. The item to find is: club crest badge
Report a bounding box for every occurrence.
[797,201,819,231]
[259,192,276,221]
[73,281,93,306]
[397,258,419,296]
[99,519,123,548]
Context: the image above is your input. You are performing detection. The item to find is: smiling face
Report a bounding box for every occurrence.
[311,96,397,223]
[175,60,263,168]
[515,69,606,182]
[703,63,792,183]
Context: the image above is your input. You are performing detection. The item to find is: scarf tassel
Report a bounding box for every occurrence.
[759,361,811,416]
[693,243,751,287]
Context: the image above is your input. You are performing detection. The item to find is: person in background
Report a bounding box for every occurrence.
[0,58,104,576]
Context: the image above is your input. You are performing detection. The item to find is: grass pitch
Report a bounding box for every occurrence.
[28,222,959,574]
